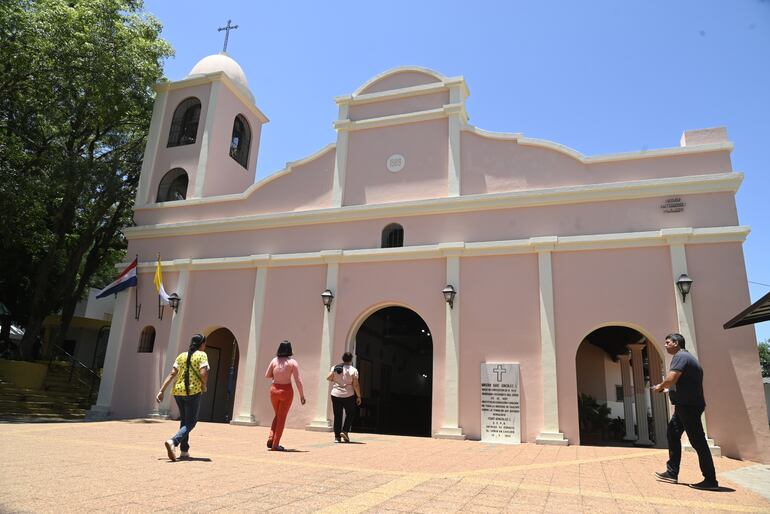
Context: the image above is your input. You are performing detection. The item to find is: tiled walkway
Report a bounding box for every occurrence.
[0,420,768,513]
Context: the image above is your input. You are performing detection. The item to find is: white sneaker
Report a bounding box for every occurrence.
[180,450,190,458]
[164,439,176,461]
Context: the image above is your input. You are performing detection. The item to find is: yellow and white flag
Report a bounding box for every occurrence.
[153,255,171,304]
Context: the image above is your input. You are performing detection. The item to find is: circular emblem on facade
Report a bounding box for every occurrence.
[387,154,405,173]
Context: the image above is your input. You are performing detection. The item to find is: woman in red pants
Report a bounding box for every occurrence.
[264,340,305,451]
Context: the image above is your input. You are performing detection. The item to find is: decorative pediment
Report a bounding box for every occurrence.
[354,67,446,96]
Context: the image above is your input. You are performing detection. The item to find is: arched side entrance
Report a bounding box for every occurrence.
[198,327,239,423]
[351,306,433,437]
[575,325,668,448]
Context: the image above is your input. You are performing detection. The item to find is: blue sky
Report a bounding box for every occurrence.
[143,0,770,342]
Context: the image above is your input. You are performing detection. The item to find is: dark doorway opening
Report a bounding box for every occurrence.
[353,306,433,437]
[575,326,668,448]
[199,328,239,423]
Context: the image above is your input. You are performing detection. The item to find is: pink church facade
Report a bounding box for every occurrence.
[90,53,770,463]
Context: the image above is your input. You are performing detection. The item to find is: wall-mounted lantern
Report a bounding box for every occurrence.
[168,293,181,313]
[676,274,693,303]
[321,289,334,311]
[442,285,457,309]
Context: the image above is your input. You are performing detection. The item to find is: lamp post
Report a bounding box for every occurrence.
[321,289,334,311]
[167,293,181,313]
[442,285,456,309]
[675,274,693,303]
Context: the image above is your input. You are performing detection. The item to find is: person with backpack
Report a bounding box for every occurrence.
[156,333,209,461]
[327,352,361,443]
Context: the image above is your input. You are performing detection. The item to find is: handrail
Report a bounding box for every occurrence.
[48,343,101,403]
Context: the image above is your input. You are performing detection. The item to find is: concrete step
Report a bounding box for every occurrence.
[0,379,93,421]
[0,397,90,408]
[0,411,86,420]
[0,386,91,401]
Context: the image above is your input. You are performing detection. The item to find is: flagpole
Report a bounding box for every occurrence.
[157,253,163,320]
[134,254,141,320]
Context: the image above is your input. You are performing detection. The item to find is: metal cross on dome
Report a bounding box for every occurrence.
[217,19,239,52]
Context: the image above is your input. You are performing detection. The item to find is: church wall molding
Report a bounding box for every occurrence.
[129,225,749,273]
[336,76,467,107]
[333,103,467,131]
[462,125,733,164]
[126,172,742,239]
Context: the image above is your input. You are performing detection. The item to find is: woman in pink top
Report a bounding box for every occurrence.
[264,340,305,451]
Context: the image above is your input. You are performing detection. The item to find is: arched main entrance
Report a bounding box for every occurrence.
[352,306,433,436]
[199,327,239,423]
[575,325,668,448]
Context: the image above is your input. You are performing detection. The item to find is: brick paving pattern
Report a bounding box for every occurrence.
[0,420,768,513]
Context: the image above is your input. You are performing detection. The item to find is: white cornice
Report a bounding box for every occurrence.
[133,226,750,273]
[125,172,743,239]
[155,72,269,124]
[349,66,466,97]
[462,125,734,163]
[334,104,467,131]
[336,77,466,107]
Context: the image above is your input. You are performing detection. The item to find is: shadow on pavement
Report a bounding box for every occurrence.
[659,481,736,493]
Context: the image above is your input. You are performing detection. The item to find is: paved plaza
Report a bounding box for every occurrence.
[1,419,769,513]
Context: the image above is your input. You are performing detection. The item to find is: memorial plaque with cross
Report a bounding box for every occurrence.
[480,362,521,444]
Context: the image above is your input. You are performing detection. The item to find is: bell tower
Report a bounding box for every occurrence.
[135,52,268,206]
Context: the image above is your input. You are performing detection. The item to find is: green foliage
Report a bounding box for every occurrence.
[758,340,770,378]
[0,0,172,353]
[608,416,626,440]
[578,393,612,436]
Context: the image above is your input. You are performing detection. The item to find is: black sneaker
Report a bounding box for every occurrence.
[689,480,719,491]
[655,471,678,483]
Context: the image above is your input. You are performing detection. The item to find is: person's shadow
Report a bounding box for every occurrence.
[670,482,736,493]
[159,457,213,462]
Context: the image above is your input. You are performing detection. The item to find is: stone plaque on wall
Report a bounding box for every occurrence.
[481,363,521,444]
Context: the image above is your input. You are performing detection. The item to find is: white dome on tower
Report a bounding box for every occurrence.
[187,52,254,103]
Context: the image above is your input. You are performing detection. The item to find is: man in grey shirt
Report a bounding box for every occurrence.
[653,333,718,490]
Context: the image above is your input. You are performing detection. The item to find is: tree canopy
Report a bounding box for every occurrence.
[0,0,173,357]
[759,340,770,378]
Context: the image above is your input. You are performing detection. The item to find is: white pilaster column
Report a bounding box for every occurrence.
[87,287,132,420]
[192,81,221,199]
[231,257,270,425]
[154,261,192,418]
[618,353,637,441]
[664,230,699,356]
[136,89,168,206]
[307,251,341,431]
[532,237,568,445]
[627,343,652,446]
[436,244,466,439]
[331,103,349,208]
[647,346,669,447]
[446,85,465,197]
[663,229,720,454]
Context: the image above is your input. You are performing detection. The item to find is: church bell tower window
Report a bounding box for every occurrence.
[156,168,189,202]
[229,114,251,168]
[167,97,201,147]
